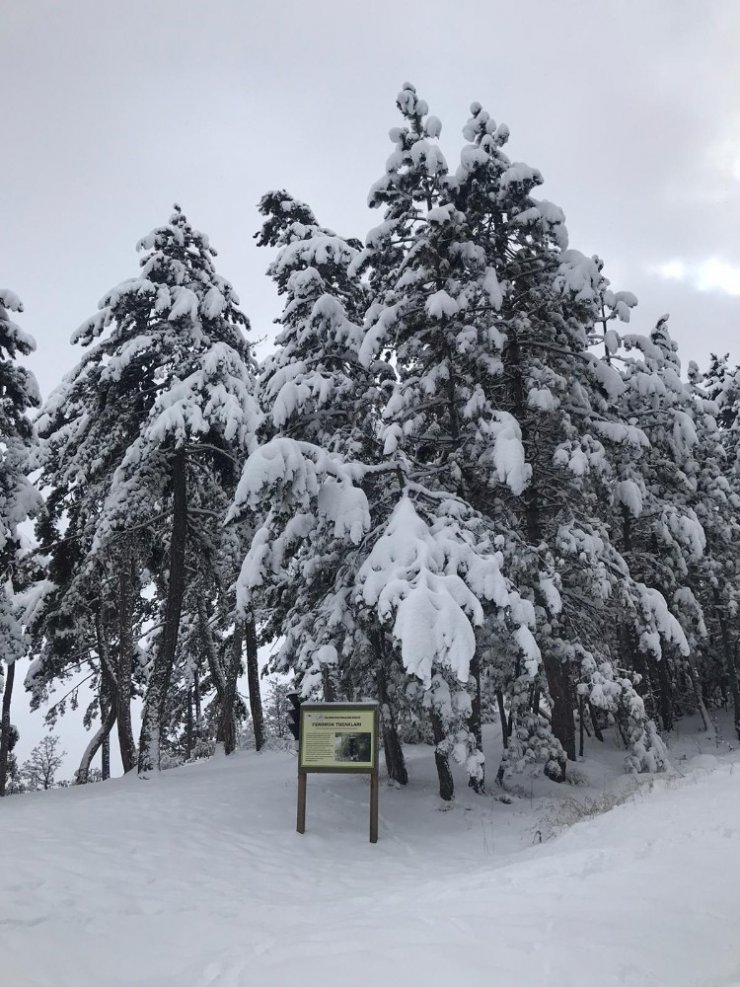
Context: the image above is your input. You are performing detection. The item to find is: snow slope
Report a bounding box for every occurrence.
[2,735,739,987]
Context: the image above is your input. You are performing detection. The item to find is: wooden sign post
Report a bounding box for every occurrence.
[296,702,379,843]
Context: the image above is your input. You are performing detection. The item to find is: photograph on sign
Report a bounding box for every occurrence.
[334,732,372,763]
[299,706,377,772]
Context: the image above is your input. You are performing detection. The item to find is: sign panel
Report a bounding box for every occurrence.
[299,704,377,772]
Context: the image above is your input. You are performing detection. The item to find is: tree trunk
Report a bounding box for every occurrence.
[101,677,111,780]
[76,695,117,784]
[116,546,137,773]
[374,651,408,785]
[221,622,242,755]
[138,449,188,773]
[496,689,509,749]
[193,667,202,736]
[430,710,454,802]
[102,733,111,780]
[588,701,605,742]
[686,655,712,733]
[185,688,194,760]
[245,618,265,751]
[468,653,484,793]
[713,591,740,741]
[540,648,576,765]
[198,598,236,751]
[0,661,16,797]
[656,655,674,733]
[321,666,336,703]
[94,604,133,774]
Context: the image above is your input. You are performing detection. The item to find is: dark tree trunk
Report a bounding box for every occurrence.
[198,600,238,753]
[496,689,509,749]
[139,449,188,773]
[374,646,407,785]
[76,703,117,784]
[430,710,454,802]
[321,667,336,703]
[245,618,265,751]
[656,656,674,732]
[102,733,111,780]
[588,702,605,742]
[713,591,740,741]
[185,688,194,760]
[0,661,16,797]
[94,608,134,777]
[222,623,242,755]
[686,656,711,732]
[116,545,137,773]
[468,652,484,793]
[382,718,407,786]
[75,660,117,785]
[541,649,575,766]
[193,667,202,737]
[101,677,111,780]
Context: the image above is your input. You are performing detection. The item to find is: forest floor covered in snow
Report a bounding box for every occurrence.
[2,715,740,987]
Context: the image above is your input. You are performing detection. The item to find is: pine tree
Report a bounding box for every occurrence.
[33,208,262,774]
[439,101,690,775]
[0,289,41,797]
[687,355,740,738]
[248,191,380,715]
[354,85,545,792]
[234,192,400,727]
[600,317,711,734]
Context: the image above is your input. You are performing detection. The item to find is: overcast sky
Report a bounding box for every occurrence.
[4,0,740,775]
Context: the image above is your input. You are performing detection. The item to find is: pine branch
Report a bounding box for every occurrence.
[43,671,97,719]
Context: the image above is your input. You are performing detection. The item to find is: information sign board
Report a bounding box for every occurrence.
[295,702,379,843]
[299,705,377,772]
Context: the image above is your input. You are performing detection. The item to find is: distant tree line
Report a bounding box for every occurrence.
[2,83,739,801]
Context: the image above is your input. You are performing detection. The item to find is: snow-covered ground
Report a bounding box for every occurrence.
[2,719,739,987]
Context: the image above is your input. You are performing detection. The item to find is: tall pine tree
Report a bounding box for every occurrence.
[0,288,41,796]
[33,208,262,773]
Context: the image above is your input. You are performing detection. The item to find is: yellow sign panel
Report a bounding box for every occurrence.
[299,704,377,772]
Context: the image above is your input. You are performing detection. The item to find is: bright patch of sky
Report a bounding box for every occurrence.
[655,258,740,297]
[710,136,740,185]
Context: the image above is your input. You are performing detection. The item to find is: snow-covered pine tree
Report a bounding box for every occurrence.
[596,316,712,737]
[354,85,546,792]
[233,147,550,798]
[437,101,682,775]
[232,191,415,782]
[251,189,381,680]
[590,312,740,746]
[30,356,152,778]
[256,190,369,449]
[0,288,41,796]
[686,353,740,739]
[34,208,262,774]
[251,191,367,698]
[702,352,740,474]
[237,87,684,791]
